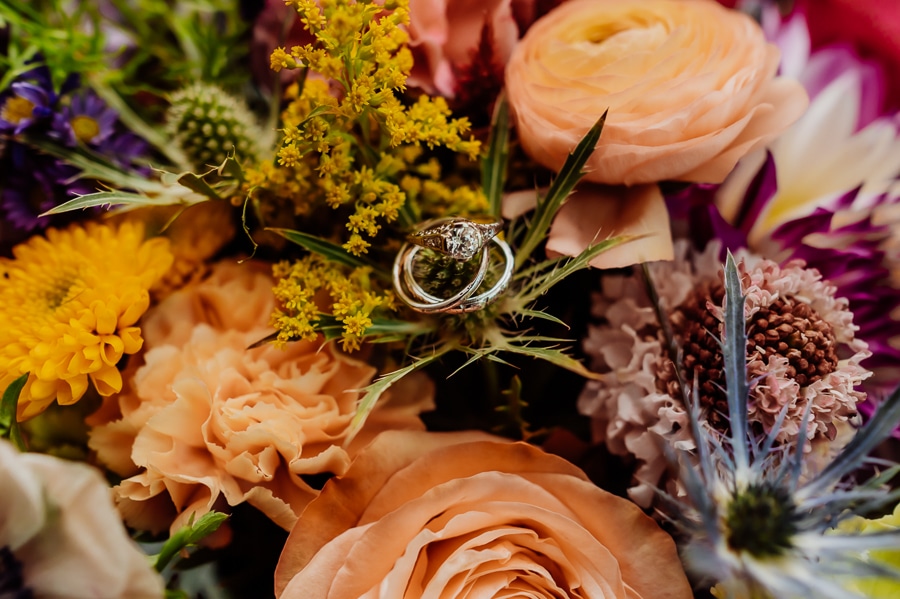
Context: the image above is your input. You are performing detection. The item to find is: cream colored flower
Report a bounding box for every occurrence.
[0,439,164,598]
[578,241,870,506]
[505,0,808,185]
[275,430,692,599]
[88,261,433,535]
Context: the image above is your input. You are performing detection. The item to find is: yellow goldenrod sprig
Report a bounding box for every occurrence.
[270,255,394,352]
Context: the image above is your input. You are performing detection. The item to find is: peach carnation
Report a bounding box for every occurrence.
[275,430,692,599]
[505,0,808,185]
[88,261,433,534]
[578,241,870,506]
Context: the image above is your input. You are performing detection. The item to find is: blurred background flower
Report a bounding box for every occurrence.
[0,439,164,598]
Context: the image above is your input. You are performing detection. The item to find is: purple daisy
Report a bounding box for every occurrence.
[0,81,55,135]
[51,92,118,147]
[0,142,92,234]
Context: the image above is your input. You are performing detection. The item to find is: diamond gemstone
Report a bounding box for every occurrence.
[444,222,481,261]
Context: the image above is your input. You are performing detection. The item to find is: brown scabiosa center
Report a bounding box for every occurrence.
[657,285,839,431]
[657,282,729,429]
[746,297,838,386]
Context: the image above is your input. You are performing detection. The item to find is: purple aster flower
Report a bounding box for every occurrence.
[0,82,55,135]
[0,142,92,234]
[51,92,118,147]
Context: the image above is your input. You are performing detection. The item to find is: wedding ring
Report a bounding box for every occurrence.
[406,217,503,262]
[404,237,514,313]
[392,234,513,314]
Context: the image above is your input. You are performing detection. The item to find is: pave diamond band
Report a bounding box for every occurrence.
[393,218,511,314]
[406,218,503,262]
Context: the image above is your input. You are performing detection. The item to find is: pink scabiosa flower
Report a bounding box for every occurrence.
[709,12,900,403]
[667,255,900,599]
[578,240,870,506]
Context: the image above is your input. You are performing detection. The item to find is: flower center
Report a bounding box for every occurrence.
[70,115,100,144]
[1,97,35,125]
[724,483,798,558]
[657,284,839,431]
[0,545,32,599]
[746,296,838,387]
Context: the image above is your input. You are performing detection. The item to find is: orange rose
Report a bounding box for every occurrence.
[275,430,692,598]
[505,0,808,185]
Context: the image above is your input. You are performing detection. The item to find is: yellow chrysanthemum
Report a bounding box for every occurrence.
[0,221,173,420]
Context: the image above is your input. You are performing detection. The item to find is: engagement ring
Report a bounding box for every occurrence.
[394,218,512,314]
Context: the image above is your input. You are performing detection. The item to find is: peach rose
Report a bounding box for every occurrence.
[274,430,692,599]
[88,261,433,535]
[504,183,674,268]
[505,0,808,185]
[407,0,533,96]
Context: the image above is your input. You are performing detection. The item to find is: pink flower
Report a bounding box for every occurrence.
[578,241,871,506]
[407,0,535,97]
[798,0,900,109]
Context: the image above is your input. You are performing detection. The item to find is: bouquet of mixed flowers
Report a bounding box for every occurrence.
[2,0,900,597]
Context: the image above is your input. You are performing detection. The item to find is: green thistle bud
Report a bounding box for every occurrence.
[725,482,800,558]
[165,82,267,168]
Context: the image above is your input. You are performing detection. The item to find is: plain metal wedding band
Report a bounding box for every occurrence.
[392,243,490,313]
[403,236,514,313]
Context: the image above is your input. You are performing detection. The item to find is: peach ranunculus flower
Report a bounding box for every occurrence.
[0,439,164,598]
[407,0,535,97]
[505,0,809,185]
[88,261,434,535]
[274,430,693,599]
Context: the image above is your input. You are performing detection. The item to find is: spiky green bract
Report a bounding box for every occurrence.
[657,255,900,599]
[165,82,267,168]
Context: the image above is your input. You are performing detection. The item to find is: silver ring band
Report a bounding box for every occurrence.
[392,236,513,314]
[404,237,514,313]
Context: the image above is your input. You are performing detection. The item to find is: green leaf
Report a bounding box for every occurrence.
[176,171,223,201]
[514,109,608,269]
[265,228,390,280]
[344,346,452,446]
[496,342,601,381]
[40,191,164,215]
[0,373,29,451]
[481,94,510,219]
[151,511,229,572]
[513,234,639,306]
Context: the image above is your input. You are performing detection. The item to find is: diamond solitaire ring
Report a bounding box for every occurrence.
[393,218,512,314]
[406,217,503,262]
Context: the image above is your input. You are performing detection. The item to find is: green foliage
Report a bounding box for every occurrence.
[151,511,230,572]
[0,373,29,450]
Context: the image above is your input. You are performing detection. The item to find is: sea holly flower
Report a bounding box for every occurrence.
[578,241,870,506]
[0,438,164,598]
[666,254,900,599]
[0,221,174,420]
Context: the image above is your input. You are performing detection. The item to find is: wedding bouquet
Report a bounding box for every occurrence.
[1,0,900,597]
